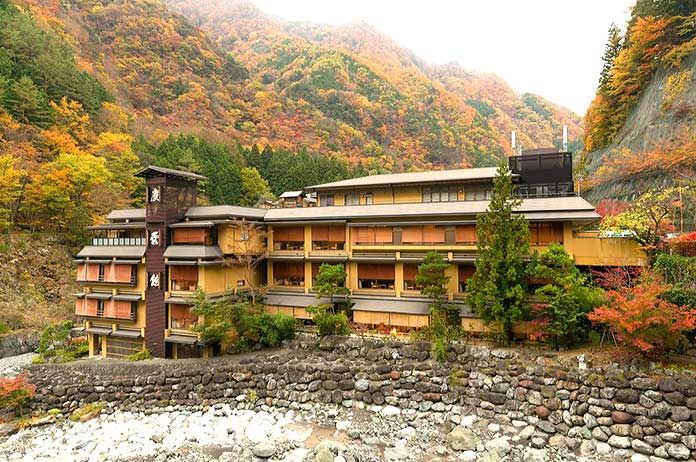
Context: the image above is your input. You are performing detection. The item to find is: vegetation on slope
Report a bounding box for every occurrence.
[165,0,583,170]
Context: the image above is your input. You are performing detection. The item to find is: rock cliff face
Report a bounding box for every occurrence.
[27,335,696,460]
[584,51,696,203]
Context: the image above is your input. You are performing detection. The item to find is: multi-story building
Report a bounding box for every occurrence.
[76,167,266,359]
[75,152,647,358]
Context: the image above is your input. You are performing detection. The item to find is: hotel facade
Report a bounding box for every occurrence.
[74,152,647,358]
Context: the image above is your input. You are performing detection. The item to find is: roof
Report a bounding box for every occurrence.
[76,246,146,259]
[265,293,334,307]
[306,167,506,191]
[279,191,304,198]
[106,209,145,221]
[134,166,207,181]
[264,196,599,222]
[163,245,224,260]
[185,205,267,220]
[351,297,430,315]
[169,221,215,229]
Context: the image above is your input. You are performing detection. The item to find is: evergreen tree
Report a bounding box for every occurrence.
[3,76,52,126]
[466,160,530,341]
[416,251,459,330]
[246,143,262,171]
[598,24,622,94]
[526,244,605,350]
[260,144,274,174]
[314,263,349,312]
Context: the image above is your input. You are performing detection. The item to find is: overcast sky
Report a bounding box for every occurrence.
[252,0,635,115]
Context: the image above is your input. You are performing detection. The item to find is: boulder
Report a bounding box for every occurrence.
[446,426,479,451]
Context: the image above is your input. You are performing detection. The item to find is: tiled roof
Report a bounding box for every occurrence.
[134,166,207,180]
[106,209,145,221]
[76,246,146,258]
[264,196,599,222]
[163,245,224,259]
[306,167,505,191]
[185,205,267,220]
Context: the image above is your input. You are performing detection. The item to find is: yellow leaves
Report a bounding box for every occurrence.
[663,70,693,110]
[49,97,92,145]
[39,128,83,159]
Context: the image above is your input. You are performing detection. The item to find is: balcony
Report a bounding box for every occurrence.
[91,237,146,246]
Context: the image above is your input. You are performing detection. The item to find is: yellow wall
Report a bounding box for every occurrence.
[564,229,648,267]
[218,223,266,255]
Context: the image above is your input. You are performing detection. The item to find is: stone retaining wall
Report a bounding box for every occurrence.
[28,335,696,460]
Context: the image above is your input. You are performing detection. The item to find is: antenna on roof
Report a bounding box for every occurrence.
[562,125,568,152]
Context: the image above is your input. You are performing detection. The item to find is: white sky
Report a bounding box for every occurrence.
[252,0,635,115]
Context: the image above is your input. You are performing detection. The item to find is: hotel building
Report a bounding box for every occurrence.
[75,152,647,358]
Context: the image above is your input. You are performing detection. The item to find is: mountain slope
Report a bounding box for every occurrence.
[583,3,696,202]
[164,0,583,169]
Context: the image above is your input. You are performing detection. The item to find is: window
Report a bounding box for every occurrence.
[423,185,458,203]
[358,263,395,290]
[401,225,446,244]
[458,265,475,292]
[172,228,214,245]
[345,192,359,205]
[273,226,305,251]
[170,305,198,330]
[273,262,304,287]
[170,266,199,291]
[240,228,250,241]
[98,264,105,282]
[464,186,491,201]
[529,223,564,245]
[365,193,373,205]
[312,225,346,250]
[351,226,393,245]
[97,300,105,317]
[455,225,477,244]
[403,264,422,291]
[320,193,334,206]
[236,280,245,287]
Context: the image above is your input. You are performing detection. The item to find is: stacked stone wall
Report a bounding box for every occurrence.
[28,336,696,460]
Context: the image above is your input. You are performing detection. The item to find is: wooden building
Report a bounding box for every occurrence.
[75,152,647,358]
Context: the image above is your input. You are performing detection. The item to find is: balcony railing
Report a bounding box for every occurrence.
[92,237,146,246]
[515,182,575,199]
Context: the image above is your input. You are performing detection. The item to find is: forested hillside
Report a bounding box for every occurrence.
[1,0,582,248]
[164,0,583,169]
[583,0,696,202]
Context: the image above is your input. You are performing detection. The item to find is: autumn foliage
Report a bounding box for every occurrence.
[0,373,36,415]
[585,10,696,153]
[588,272,696,358]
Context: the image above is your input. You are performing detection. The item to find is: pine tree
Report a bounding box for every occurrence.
[466,160,529,341]
[247,143,262,171]
[598,24,622,95]
[3,76,52,127]
[416,251,458,332]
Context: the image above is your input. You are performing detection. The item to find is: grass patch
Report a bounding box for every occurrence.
[126,348,153,361]
[69,402,104,422]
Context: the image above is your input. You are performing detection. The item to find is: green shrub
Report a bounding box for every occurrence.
[233,311,296,350]
[431,337,449,362]
[37,321,88,363]
[307,304,351,336]
[127,348,153,361]
[0,322,9,334]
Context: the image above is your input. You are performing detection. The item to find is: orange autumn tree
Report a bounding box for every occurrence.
[588,272,696,358]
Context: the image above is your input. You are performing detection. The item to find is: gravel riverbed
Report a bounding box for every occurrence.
[0,353,36,377]
[0,401,626,462]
